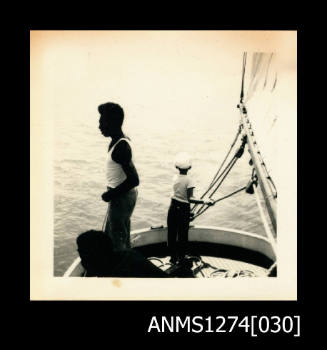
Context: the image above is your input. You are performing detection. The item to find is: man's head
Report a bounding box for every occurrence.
[98,102,124,137]
[76,230,114,276]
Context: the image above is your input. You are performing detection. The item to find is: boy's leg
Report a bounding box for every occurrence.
[167,204,178,263]
[178,208,190,261]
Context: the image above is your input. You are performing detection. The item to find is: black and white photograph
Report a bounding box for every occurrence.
[30,30,297,300]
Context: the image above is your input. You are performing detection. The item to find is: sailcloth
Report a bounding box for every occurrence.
[243,50,297,197]
[243,53,278,190]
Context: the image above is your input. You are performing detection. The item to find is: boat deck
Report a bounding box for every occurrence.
[65,254,269,277]
[64,225,275,277]
[148,255,268,278]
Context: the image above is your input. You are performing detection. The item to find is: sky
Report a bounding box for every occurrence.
[30,30,296,132]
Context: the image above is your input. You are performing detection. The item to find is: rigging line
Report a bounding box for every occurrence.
[192,144,242,214]
[194,126,242,209]
[102,205,109,232]
[195,155,240,215]
[261,168,277,199]
[192,125,242,214]
[252,180,277,256]
[209,157,239,198]
[192,157,239,217]
[191,185,247,221]
[206,125,242,191]
[267,175,278,199]
[255,149,277,198]
[192,53,247,216]
[193,135,246,215]
[192,156,238,215]
[205,155,238,197]
[213,186,247,204]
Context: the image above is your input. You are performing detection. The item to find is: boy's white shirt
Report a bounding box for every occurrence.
[171,174,195,204]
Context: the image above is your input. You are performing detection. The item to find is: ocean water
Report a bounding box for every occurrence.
[54,102,266,276]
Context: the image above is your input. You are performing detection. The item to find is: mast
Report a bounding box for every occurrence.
[238,102,277,235]
[238,52,277,235]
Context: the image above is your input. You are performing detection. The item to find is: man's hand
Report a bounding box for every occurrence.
[102,189,114,202]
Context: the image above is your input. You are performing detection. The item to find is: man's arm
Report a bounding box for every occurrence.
[102,141,139,202]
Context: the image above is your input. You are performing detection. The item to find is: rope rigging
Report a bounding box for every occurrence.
[102,206,109,232]
[191,51,277,231]
[191,129,248,220]
[191,126,242,213]
[202,124,242,196]
[251,144,278,199]
[251,171,277,254]
[190,53,249,218]
[191,185,247,221]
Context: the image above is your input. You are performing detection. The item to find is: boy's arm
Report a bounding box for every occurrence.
[102,141,139,202]
[187,188,214,205]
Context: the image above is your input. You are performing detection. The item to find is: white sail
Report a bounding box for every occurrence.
[242,50,297,194]
[240,49,297,237]
[243,52,278,190]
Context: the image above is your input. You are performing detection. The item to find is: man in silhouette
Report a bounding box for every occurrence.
[99,102,139,251]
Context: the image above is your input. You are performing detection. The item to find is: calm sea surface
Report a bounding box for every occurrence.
[54,101,265,276]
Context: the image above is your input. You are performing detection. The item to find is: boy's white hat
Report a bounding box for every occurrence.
[175,152,192,169]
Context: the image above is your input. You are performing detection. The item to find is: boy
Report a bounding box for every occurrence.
[167,152,214,265]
